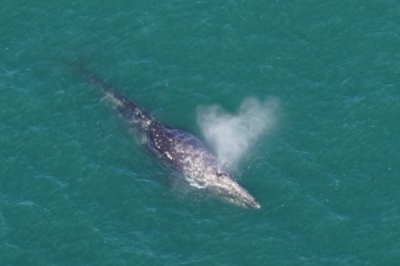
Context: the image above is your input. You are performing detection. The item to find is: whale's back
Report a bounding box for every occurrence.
[147,123,215,171]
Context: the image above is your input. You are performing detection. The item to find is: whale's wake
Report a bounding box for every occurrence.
[197,97,277,169]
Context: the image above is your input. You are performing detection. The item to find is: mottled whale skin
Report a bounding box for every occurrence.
[80,69,260,209]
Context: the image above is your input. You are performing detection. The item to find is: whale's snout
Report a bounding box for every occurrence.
[245,198,261,209]
[208,171,260,210]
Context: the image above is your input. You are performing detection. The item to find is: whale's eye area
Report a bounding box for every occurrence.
[216,171,226,178]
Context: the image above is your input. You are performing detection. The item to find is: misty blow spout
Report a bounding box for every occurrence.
[197,97,277,168]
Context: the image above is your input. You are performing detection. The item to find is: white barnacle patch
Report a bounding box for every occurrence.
[164,151,173,160]
[155,140,160,149]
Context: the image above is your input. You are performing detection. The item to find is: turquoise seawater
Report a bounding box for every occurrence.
[1,1,400,265]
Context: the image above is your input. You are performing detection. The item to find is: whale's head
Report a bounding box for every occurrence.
[206,170,260,209]
[170,134,260,209]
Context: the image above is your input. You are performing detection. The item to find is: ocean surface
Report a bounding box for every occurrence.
[1,1,400,265]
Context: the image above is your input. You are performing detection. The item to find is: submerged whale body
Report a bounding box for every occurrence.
[79,68,260,209]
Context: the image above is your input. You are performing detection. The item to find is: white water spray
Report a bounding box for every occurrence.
[197,97,277,169]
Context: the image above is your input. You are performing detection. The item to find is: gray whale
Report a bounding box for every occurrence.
[79,68,260,209]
